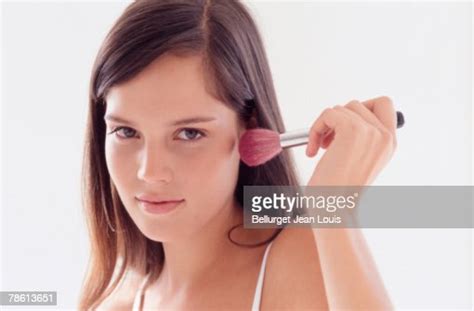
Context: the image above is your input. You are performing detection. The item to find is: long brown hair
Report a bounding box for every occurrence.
[79,0,301,309]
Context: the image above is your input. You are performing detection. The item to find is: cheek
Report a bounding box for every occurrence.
[187,136,238,172]
[104,134,241,191]
[105,140,136,190]
[179,135,241,197]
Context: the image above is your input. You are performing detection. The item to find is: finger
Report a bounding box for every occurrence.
[333,104,372,129]
[335,104,397,150]
[321,105,362,149]
[321,130,335,149]
[306,108,349,157]
[344,100,386,131]
[360,96,397,136]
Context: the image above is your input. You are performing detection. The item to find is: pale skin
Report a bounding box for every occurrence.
[98,52,395,310]
[306,97,397,310]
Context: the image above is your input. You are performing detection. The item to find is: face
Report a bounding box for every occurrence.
[104,53,245,242]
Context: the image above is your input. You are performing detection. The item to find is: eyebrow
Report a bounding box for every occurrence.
[103,114,217,127]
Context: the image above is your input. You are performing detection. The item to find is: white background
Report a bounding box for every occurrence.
[1,0,472,309]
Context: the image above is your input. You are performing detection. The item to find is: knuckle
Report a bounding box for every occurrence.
[379,95,393,103]
[345,100,360,109]
[322,107,333,116]
[378,96,395,108]
[345,99,360,108]
[322,107,337,120]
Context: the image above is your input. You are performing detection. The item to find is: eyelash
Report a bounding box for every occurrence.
[107,126,206,142]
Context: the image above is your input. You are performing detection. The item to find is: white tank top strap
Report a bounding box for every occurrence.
[132,273,151,311]
[251,241,273,311]
[132,242,273,311]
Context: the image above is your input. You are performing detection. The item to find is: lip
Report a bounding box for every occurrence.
[136,194,184,203]
[135,195,184,215]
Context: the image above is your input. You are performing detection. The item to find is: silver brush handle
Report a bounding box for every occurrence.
[279,128,310,148]
[278,111,404,149]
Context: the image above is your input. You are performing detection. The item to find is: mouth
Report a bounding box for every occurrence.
[135,196,185,215]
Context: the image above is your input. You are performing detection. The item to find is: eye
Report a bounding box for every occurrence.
[176,128,205,141]
[108,126,138,139]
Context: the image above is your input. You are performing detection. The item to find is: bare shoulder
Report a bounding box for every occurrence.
[95,269,145,311]
[263,227,329,310]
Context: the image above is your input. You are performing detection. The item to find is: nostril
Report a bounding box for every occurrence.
[137,147,174,183]
[137,165,173,184]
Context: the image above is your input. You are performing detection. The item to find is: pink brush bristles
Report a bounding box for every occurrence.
[238,128,282,167]
[239,111,405,167]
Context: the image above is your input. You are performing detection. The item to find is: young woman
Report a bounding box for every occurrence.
[79,0,396,310]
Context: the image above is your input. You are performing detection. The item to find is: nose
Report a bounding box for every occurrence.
[137,142,173,184]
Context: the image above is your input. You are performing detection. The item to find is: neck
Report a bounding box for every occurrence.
[157,199,244,292]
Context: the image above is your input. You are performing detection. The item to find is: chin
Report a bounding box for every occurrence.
[137,215,195,243]
[138,224,180,243]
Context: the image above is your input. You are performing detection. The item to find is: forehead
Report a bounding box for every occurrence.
[105,53,231,119]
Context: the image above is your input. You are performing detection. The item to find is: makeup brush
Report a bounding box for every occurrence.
[239,111,404,167]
